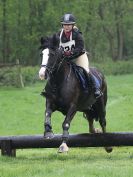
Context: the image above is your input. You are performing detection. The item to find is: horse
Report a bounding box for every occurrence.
[39,35,113,153]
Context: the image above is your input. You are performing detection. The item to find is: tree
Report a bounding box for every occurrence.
[0,0,132,64]
[1,0,10,63]
[98,0,131,60]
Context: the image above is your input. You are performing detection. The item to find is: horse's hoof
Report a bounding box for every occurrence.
[58,143,69,153]
[105,147,113,153]
[44,131,54,139]
[94,128,102,133]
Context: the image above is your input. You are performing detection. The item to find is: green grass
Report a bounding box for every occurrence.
[0,148,133,177]
[0,74,133,177]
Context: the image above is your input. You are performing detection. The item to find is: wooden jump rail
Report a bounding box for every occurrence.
[0,132,133,157]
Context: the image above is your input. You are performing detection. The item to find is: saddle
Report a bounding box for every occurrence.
[70,63,101,91]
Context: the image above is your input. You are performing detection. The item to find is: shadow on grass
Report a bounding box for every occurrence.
[1,147,133,164]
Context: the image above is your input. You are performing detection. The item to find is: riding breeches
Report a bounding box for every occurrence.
[73,52,89,73]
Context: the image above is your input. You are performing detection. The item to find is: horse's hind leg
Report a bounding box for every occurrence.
[99,116,113,153]
[83,111,101,133]
[84,108,113,153]
[97,100,113,153]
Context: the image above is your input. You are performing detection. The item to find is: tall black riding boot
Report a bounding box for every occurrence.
[89,73,102,98]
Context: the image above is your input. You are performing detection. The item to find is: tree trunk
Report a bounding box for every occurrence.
[114,0,130,60]
[116,23,124,60]
[114,0,124,60]
[17,1,21,56]
[98,3,116,60]
[2,0,7,63]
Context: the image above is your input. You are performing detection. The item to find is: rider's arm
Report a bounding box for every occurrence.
[66,29,85,60]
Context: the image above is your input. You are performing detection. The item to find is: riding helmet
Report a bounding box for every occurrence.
[60,13,76,25]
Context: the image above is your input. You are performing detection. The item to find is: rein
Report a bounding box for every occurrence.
[56,57,66,72]
[45,49,66,75]
[42,49,72,85]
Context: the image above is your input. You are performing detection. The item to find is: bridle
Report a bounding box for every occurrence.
[45,49,65,76]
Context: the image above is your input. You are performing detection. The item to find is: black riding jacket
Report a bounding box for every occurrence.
[56,28,85,60]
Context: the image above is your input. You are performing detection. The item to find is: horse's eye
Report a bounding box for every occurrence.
[40,53,43,57]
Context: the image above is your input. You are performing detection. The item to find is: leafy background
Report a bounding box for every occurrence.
[0,0,133,65]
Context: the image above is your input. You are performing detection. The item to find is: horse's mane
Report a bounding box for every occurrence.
[40,34,59,50]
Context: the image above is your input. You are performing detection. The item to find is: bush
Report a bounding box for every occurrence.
[21,66,40,84]
[0,60,133,87]
[91,60,133,75]
[0,67,18,87]
[0,66,40,87]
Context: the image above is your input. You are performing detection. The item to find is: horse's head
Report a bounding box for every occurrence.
[39,34,62,80]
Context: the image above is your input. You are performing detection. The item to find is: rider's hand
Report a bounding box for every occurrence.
[64,51,72,56]
[39,67,46,80]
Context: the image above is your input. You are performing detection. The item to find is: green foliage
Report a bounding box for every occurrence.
[21,66,40,84]
[0,0,133,64]
[92,59,133,75]
[0,66,40,87]
[0,67,19,87]
[0,60,133,87]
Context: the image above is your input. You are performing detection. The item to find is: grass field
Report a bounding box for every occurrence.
[0,74,133,177]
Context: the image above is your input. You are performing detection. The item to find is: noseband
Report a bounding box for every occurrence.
[45,49,64,76]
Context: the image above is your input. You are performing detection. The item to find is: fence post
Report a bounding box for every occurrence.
[1,140,16,157]
[16,59,24,88]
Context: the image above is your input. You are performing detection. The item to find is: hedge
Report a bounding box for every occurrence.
[0,60,133,87]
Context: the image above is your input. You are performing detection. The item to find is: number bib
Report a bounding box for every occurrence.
[59,29,75,52]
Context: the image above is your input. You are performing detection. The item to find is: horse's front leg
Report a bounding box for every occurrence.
[58,104,76,153]
[44,99,54,139]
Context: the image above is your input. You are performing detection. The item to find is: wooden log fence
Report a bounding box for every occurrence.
[0,132,133,157]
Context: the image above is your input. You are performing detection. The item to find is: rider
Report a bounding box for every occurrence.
[58,13,102,98]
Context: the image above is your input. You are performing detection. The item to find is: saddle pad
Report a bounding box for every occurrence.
[71,63,89,90]
[71,63,102,90]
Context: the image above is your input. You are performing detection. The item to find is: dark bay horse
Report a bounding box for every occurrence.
[39,35,113,153]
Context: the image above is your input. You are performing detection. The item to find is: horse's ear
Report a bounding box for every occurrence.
[40,36,49,44]
[40,36,50,49]
[50,34,59,50]
[40,37,44,45]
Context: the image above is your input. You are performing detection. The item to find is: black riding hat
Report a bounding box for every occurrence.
[61,13,76,25]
